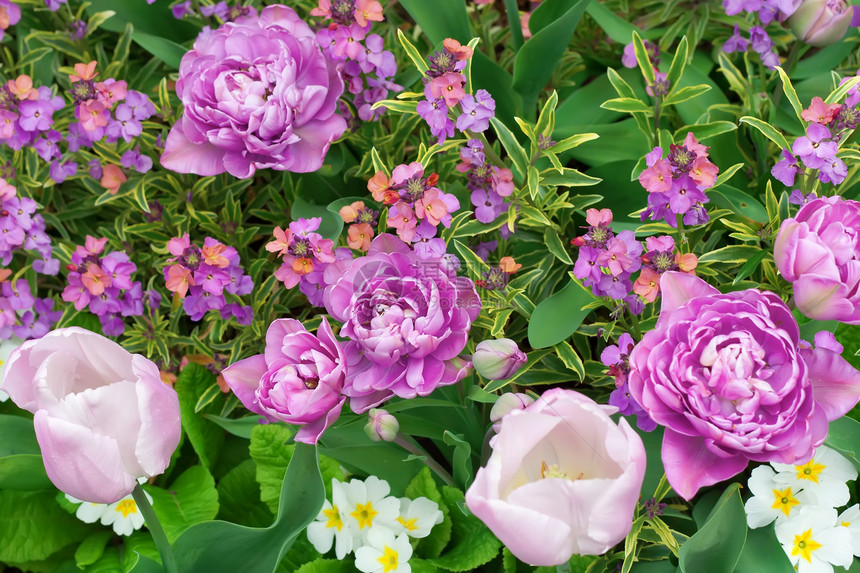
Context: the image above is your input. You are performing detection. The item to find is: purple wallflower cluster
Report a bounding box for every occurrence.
[415,40,496,144]
[0,278,61,341]
[720,0,802,68]
[621,39,670,97]
[369,162,460,259]
[61,236,144,337]
[772,96,857,190]
[637,132,718,227]
[571,209,644,307]
[164,235,254,324]
[457,139,515,226]
[0,179,59,275]
[267,217,351,307]
[601,333,656,431]
[312,0,401,124]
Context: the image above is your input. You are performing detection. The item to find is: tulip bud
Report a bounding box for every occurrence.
[490,392,535,432]
[364,408,399,442]
[788,0,853,47]
[472,338,527,380]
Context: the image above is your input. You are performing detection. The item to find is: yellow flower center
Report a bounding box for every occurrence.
[323,505,343,531]
[540,461,583,481]
[377,546,399,573]
[795,459,826,483]
[842,521,851,527]
[351,501,378,529]
[770,487,800,517]
[791,529,822,563]
[397,516,418,532]
[115,499,137,518]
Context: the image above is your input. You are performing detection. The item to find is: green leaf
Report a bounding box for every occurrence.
[710,185,768,223]
[732,523,794,573]
[406,467,453,559]
[294,559,354,573]
[606,67,637,99]
[601,97,653,114]
[539,167,601,187]
[825,75,860,104]
[553,340,585,380]
[534,91,558,138]
[673,121,737,142]
[732,251,770,285]
[662,84,712,107]
[250,424,343,514]
[172,443,325,573]
[714,163,744,188]
[146,465,220,544]
[175,363,225,470]
[678,483,746,573]
[371,99,419,114]
[738,117,790,151]
[774,66,804,126]
[0,490,89,562]
[585,2,639,43]
[428,487,502,571]
[528,279,597,348]
[0,454,52,490]
[441,431,473,489]
[396,29,429,75]
[544,228,573,265]
[665,36,689,89]
[551,133,599,154]
[0,414,41,456]
[490,117,529,183]
[631,31,656,85]
[512,0,591,107]
[825,416,860,472]
[217,459,274,528]
[132,31,186,70]
[697,245,764,265]
[203,414,263,439]
[397,0,471,44]
[75,531,113,569]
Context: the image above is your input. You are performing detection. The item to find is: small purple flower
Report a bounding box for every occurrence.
[18,99,54,132]
[88,159,103,180]
[793,123,837,169]
[788,189,817,205]
[34,130,62,162]
[772,148,801,186]
[49,160,77,184]
[44,0,66,12]
[172,0,192,18]
[818,156,848,185]
[121,146,153,173]
[749,26,773,53]
[456,89,496,133]
[723,24,749,53]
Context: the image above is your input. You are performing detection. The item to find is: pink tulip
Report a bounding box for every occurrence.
[465,389,646,566]
[0,327,181,503]
[788,0,853,46]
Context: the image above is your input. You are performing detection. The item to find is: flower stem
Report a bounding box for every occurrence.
[132,484,178,573]
[394,434,457,488]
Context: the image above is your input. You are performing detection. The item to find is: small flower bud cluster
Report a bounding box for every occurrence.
[368,162,460,259]
[164,235,254,324]
[638,132,718,227]
[416,39,496,144]
[62,236,144,337]
[312,0,401,125]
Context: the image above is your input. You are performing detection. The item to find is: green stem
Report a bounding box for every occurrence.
[132,484,178,573]
[653,96,661,142]
[394,434,457,488]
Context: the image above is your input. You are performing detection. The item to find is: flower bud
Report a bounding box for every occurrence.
[788,0,853,47]
[364,408,399,442]
[472,338,527,380]
[490,392,535,432]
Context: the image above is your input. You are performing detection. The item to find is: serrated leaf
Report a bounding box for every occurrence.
[428,487,501,571]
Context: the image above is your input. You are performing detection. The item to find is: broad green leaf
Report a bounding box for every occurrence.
[132,31,186,70]
[0,454,52,490]
[397,0,471,44]
[585,2,638,43]
[428,487,501,571]
[732,524,794,573]
[665,36,689,89]
[406,467,452,559]
[175,363,224,470]
[172,443,324,573]
[441,431,472,489]
[544,228,573,265]
[490,117,529,182]
[396,29,429,75]
[774,66,804,126]
[679,483,746,573]
[203,414,264,439]
[697,245,764,265]
[217,459,273,528]
[512,0,590,107]
[294,559,354,573]
[504,0,524,51]
[292,195,344,241]
[710,185,768,223]
[146,465,220,544]
[0,489,89,562]
[825,416,860,472]
[75,531,113,569]
[739,117,790,151]
[0,414,40,456]
[528,279,597,348]
[632,31,656,85]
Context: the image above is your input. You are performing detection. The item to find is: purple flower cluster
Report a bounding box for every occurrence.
[61,236,144,337]
[313,1,401,124]
[637,133,718,227]
[0,179,59,275]
[571,209,644,306]
[415,40,496,143]
[0,0,21,41]
[164,235,254,324]
[720,0,802,68]
[601,333,656,431]
[621,39,670,97]
[457,139,516,227]
[370,162,460,259]
[772,96,856,189]
[267,217,351,306]
[0,278,61,341]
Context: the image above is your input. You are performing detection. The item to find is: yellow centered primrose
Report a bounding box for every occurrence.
[790,529,822,563]
[795,459,826,484]
[770,487,800,517]
[376,546,399,573]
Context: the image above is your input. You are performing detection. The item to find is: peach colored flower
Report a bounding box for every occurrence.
[100,164,126,195]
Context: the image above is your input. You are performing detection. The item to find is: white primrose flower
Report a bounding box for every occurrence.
[100,490,151,536]
[837,504,860,557]
[341,475,401,544]
[774,506,853,573]
[744,465,815,528]
[354,527,413,573]
[66,494,108,524]
[771,446,857,508]
[307,480,356,559]
[393,497,444,539]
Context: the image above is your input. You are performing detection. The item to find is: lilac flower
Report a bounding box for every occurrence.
[121,146,153,173]
[413,221,447,259]
[106,104,143,143]
[749,26,773,53]
[789,189,817,205]
[68,19,87,40]
[772,148,801,186]
[573,246,602,283]
[793,123,837,169]
[456,89,496,132]
[474,240,497,262]
[723,24,749,52]
[818,156,848,184]
[18,99,54,132]
[172,0,192,18]
[88,159,103,179]
[200,1,228,19]
[124,91,156,121]
[49,160,77,184]
[3,280,34,310]
[44,0,66,12]
[34,130,62,162]
[470,188,505,223]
